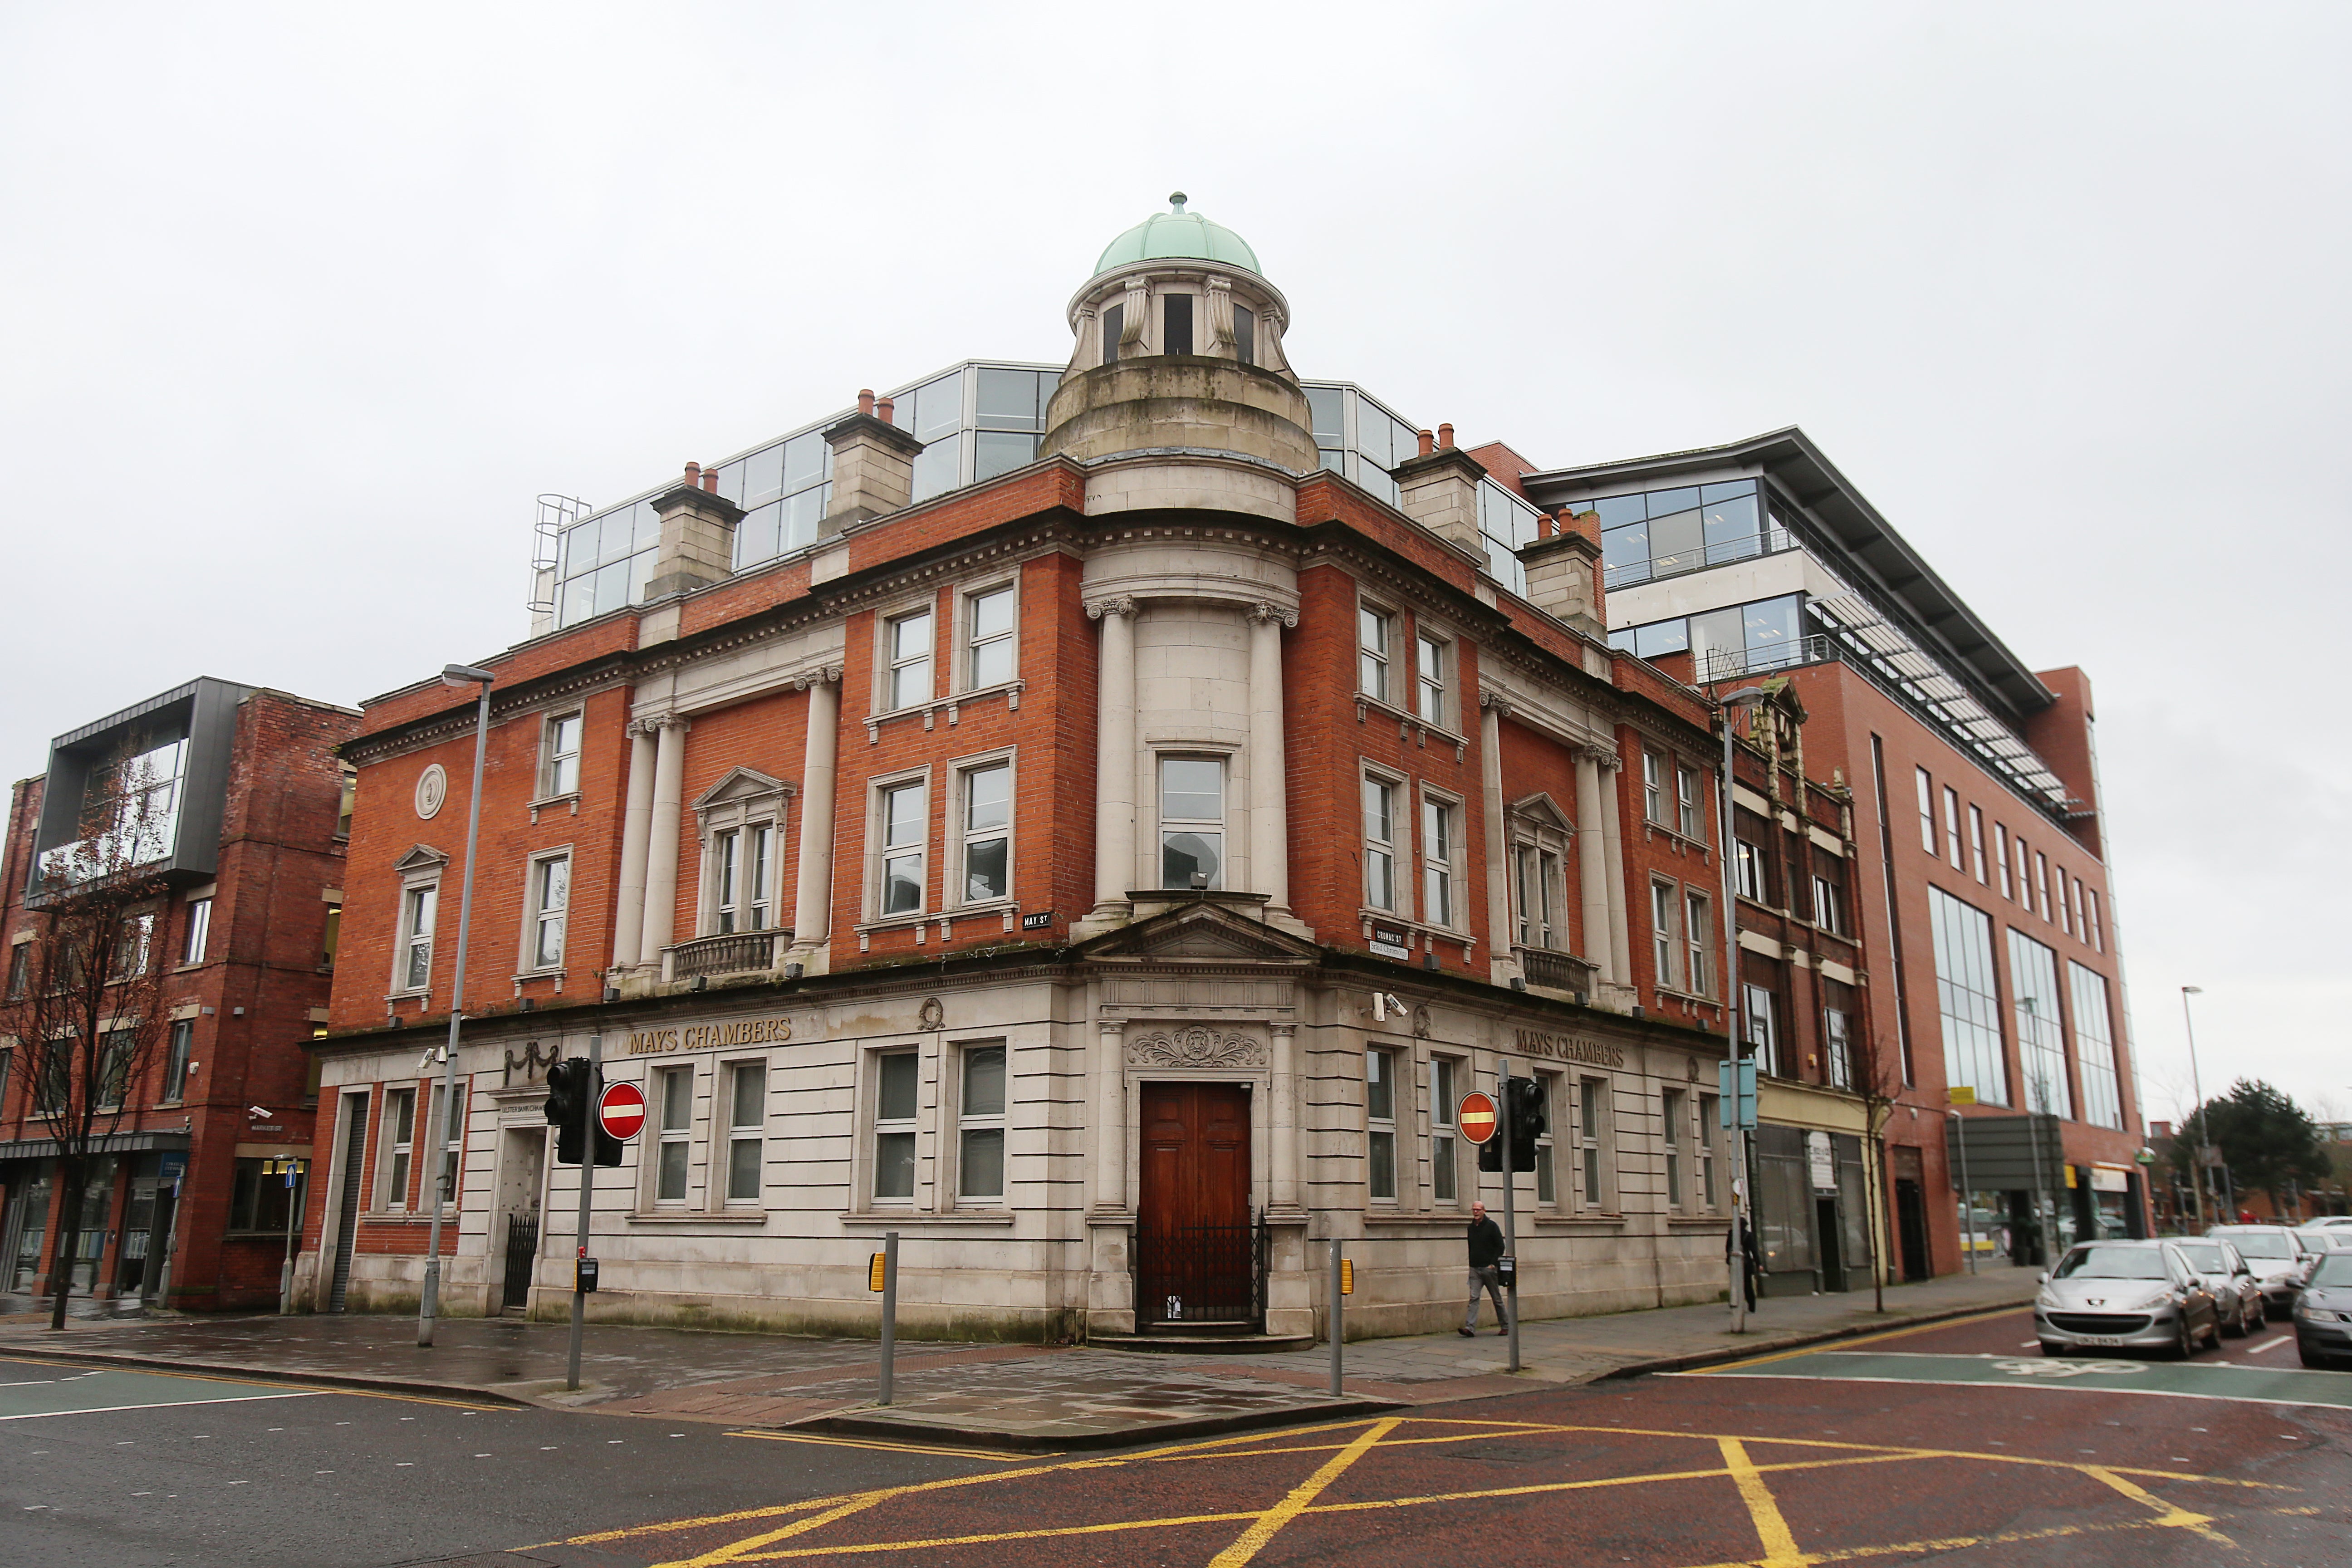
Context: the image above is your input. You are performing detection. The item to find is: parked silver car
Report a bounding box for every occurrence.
[2171,1239,2267,1337]
[2293,1251,2352,1369]
[2036,1239,2220,1358]
[2208,1224,2316,1310]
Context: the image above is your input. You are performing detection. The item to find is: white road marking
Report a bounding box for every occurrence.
[0,1391,326,1422]
[0,1378,58,1387]
[2251,1335,2290,1353]
[2017,1341,2040,1348]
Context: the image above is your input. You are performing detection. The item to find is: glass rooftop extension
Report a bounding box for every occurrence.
[535,370,1549,632]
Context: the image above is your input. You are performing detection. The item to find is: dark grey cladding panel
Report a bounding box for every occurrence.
[29,676,257,892]
[1943,1111,2069,1189]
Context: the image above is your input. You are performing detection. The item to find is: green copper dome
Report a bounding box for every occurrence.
[1092,192,1262,279]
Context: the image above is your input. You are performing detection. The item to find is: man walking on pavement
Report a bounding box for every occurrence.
[1461,1199,1508,1336]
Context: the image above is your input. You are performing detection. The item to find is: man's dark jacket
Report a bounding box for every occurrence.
[1467,1215,1504,1269]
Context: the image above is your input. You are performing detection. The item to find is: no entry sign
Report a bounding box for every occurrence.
[1458,1090,1499,1144]
[598,1080,647,1142]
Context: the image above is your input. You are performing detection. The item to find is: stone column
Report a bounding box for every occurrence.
[1081,598,1138,932]
[1480,695,1511,977]
[1247,603,1297,919]
[1596,747,1634,991]
[1574,750,1614,984]
[787,668,843,968]
[1270,1023,1302,1213]
[1094,1019,1128,1213]
[638,716,688,967]
[612,720,658,971]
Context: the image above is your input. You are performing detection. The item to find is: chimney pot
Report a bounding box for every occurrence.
[1539,509,1557,539]
[1417,428,1435,457]
[875,396,896,426]
[858,388,875,417]
[701,465,718,493]
[1437,422,1455,449]
[684,461,701,485]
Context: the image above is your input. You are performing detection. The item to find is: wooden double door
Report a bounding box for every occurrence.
[1136,1081,1258,1328]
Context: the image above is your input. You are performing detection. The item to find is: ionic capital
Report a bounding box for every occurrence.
[1247,601,1299,628]
[790,664,845,691]
[1085,596,1137,622]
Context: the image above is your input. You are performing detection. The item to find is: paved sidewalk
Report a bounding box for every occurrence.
[0,1268,2036,1448]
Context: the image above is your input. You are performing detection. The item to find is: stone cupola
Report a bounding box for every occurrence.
[1040,194,1317,478]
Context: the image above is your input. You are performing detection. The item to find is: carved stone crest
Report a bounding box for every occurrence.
[1125,1027,1266,1068]
[918,996,945,1031]
[1410,1004,1433,1039]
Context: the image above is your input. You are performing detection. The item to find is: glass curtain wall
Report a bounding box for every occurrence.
[1610,594,1808,678]
[2069,961,2124,1131]
[1592,480,1791,590]
[1928,887,2009,1105]
[2007,930,2072,1120]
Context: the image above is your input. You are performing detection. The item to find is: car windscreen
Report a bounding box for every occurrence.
[2173,1245,2228,1272]
[2224,1234,2292,1258]
[2054,1248,2167,1280]
[2313,1255,2352,1288]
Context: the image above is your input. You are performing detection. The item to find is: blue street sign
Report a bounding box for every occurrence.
[1719,1059,1758,1130]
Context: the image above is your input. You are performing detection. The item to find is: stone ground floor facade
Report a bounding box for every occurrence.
[294,903,1739,1340]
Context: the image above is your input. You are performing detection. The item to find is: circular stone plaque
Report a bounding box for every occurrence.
[415,763,447,820]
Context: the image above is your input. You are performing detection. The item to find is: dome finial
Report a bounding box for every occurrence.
[1168,191,1187,213]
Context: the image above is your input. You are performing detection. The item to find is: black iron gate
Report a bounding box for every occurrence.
[1135,1212,1266,1330]
[500,1213,539,1313]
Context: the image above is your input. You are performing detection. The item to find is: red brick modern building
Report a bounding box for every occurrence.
[0,680,357,1313]
[299,199,1878,1339]
[1526,431,2148,1281]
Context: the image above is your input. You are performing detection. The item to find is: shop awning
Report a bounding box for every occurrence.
[0,1130,192,1163]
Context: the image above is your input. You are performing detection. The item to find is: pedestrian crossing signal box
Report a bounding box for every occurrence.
[1496,1254,1516,1289]
[575,1258,599,1294]
[868,1253,889,1292]
[1339,1259,1354,1296]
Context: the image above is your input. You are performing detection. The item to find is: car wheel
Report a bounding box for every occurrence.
[2221,1302,2246,1338]
[2168,1316,2195,1360]
[2247,1298,2265,1329]
[2298,1341,2328,1370]
[2205,1313,2224,1351]
[2041,1341,2065,1357]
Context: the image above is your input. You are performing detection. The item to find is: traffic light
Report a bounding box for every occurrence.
[1506,1076,1547,1173]
[1479,1133,1503,1172]
[544,1058,588,1165]
[544,1057,626,1167]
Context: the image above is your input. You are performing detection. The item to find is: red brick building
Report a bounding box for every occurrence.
[300,199,1881,1339]
[0,680,357,1312]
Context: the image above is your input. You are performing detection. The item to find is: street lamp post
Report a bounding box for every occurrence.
[2180,986,2208,1235]
[418,662,497,1348]
[1715,685,1767,1333]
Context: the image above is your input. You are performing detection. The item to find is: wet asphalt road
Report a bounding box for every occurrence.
[6,1307,2352,1567]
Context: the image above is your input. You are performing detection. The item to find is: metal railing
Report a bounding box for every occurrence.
[1135,1213,1267,1330]
[1698,634,1835,685]
[666,929,790,980]
[1602,527,1797,592]
[1516,946,1597,996]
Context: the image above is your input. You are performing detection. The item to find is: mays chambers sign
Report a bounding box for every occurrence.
[627,1016,793,1056]
[1512,1029,1626,1070]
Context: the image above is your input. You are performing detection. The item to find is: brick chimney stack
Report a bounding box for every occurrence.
[822,387,926,537]
[1519,507,1606,633]
[644,458,748,600]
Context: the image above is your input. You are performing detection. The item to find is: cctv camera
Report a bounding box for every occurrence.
[247,1105,272,1119]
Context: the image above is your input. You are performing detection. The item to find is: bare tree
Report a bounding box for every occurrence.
[0,745,175,1329]
[1850,1011,1905,1313]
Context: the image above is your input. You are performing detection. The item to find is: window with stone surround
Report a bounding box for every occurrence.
[1744,982,1781,1077]
[1684,890,1712,997]
[1431,1055,1460,1205]
[1363,772,1401,913]
[379,1087,416,1210]
[392,850,443,996]
[655,1065,694,1204]
[1420,791,1460,929]
[884,606,934,712]
[181,896,211,965]
[953,755,1013,907]
[1644,751,1667,823]
[1650,879,1679,989]
[539,711,582,799]
[869,773,929,919]
[725,1060,765,1203]
[1158,757,1224,891]
[1676,764,1703,839]
[1576,1075,1611,1210]
[1358,604,1395,703]
[872,1050,919,1203]
[1533,1073,1559,1205]
[1662,1087,1686,1210]
[1365,1046,1399,1202]
[964,582,1017,690]
[524,850,569,970]
[1698,1092,1722,1209]
[956,1043,1006,1203]
[1416,631,1450,729]
[694,768,790,937]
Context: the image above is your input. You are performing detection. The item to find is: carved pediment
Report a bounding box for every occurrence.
[1076,902,1320,965]
[392,843,449,875]
[1509,791,1575,833]
[693,766,793,813]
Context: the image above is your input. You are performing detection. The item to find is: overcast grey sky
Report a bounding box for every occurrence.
[4,5,2344,1120]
